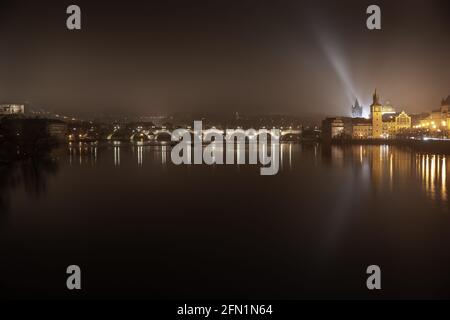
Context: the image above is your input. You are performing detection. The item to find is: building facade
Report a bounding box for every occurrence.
[323,89,412,140]
[417,96,450,132]
[352,122,372,139]
[322,117,353,141]
[0,104,25,115]
[371,89,384,138]
[395,111,412,132]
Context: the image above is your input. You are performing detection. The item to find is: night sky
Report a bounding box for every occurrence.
[0,0,449,117]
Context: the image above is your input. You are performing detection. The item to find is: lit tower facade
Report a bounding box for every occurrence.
[371,89,383,138]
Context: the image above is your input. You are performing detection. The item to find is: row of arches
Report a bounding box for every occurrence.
[108,128,301,142]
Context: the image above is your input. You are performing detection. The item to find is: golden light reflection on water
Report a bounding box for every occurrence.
[68,143,449,207]
[328,145,448,206]
[417,154,447,202]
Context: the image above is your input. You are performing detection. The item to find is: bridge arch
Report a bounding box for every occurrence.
[153,130,172,142]
[130,132,152,142]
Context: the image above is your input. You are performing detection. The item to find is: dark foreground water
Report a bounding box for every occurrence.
[1,143,450,299]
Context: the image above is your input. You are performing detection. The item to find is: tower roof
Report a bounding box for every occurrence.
[372,88,381,106]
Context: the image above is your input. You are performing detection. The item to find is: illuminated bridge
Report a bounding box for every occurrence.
[107,127,302,142]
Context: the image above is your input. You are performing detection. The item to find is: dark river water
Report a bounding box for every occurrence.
[1,142,450,299]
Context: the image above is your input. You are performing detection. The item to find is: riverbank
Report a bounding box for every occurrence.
[326,138,450,154]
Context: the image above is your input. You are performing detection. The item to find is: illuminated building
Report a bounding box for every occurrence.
[417,95,450,131]
[323,89,412,140]
[380,111,411,137]
[322,89,414,140]
[352,119,372,139]
[382,118,396,138]
[395,111,412,132]
[380,100,396,115]
[369,90,409,138]
[371,89,384,138]
[330,118,347,138]
[321,117,353,140]
[0,103,25,115]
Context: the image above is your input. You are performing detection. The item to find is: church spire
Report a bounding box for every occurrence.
[372,88,380,106]
[351,97,363,118]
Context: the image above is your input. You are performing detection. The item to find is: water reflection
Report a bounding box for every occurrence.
[114,146,120,166]
[280,143,294,171]
[416,154,447,202]
[137,146,143,166]
[84,142,283,168]
[3,142,450,298]
[0,156,59,217]
[323,145,449,208]
[69,142,99,166]
[161,145,167,165]
[67,143,450,209]
[4,143,450,215]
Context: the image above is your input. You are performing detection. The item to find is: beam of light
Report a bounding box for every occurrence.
[316,32,371,118]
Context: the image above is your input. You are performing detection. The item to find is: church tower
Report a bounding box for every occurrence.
[351,99,363,118]
[371,89,383,138]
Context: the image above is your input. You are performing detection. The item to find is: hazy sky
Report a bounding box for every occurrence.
[1,0,449,117]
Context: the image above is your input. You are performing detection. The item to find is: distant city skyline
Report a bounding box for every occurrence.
[1,0,450,117]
